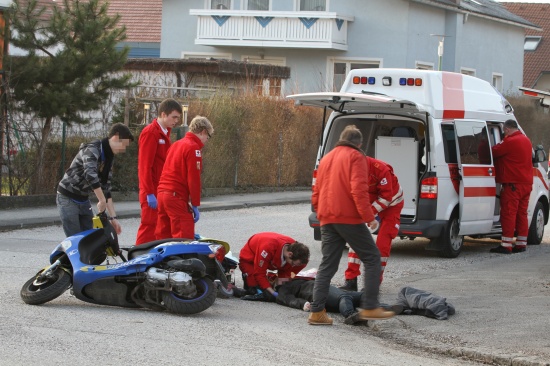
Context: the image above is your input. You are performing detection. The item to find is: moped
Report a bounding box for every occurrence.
[20,212,236,315]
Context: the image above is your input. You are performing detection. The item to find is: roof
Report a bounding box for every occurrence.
[411,0,539,29]
[16,0,161,43]
[504,2,550,88]
[104,0,161,43]
[123,58,291,79]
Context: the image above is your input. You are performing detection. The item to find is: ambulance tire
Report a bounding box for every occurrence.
[438,214,463,258]
[527,201,544,245]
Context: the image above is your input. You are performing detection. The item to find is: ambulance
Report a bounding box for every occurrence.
[288,69,549,258]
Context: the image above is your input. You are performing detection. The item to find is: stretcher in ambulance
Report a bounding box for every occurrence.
[288,69,549,258]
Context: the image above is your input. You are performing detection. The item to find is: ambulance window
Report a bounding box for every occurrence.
[455,123,490,165]
[441,125,458,164]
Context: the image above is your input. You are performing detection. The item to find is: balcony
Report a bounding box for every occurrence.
[189,10,354,50]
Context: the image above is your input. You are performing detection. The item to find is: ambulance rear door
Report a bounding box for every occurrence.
[454,120,496,235]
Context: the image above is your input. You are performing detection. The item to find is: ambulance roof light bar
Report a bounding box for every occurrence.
[352,75,422,86]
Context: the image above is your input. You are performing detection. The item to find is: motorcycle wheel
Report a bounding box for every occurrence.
[162,277,216,315]
[20,268,71,305]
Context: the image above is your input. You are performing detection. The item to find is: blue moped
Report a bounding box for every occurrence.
[20,212,237,315]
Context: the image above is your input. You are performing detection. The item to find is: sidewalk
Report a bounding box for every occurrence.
[0,190,312,231]
[1,190,549,366]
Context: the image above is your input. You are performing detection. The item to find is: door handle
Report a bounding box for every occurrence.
[488,168,493,176]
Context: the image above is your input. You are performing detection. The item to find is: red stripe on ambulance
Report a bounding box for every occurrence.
[464,186,496,197]
[442,72,465,119]
[533,168,549,190]
[462,166,494,177]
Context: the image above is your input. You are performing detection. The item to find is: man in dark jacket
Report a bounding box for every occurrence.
[275,279,365,325]
[57,123,134,237]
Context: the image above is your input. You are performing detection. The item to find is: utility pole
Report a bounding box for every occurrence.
[430,34,449,71]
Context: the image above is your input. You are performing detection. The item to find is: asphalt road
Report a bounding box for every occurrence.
[0,203,492,366]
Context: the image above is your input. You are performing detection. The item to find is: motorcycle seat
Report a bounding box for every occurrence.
[127,238,193,260]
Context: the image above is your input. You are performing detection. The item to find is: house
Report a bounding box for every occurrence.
[107,0,162,58]
[160,0,538,95]
[504,2,550,91]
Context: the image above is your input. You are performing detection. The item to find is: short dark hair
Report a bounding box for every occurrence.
[108,123,134,141]
[504,119,518,130]
[159,98,183,115]
[339,125,362,146]
[288,242,310,264]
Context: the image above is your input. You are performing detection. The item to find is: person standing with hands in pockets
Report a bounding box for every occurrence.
[155,116,213,240]
[308,125,395,325]
[136,99,182,245]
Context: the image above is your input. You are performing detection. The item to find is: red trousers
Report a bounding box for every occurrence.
[136,200,158,245]
[344,201,403,282]
[500,183,531,248]
[155,191,195,240]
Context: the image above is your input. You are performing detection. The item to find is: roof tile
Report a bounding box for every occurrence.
[505,2,550,88]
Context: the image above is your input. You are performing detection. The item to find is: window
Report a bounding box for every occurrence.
[210,0,231,9]
[299,0,327,11]
[331,59,381,91]
[460,68,476,77]
[455,123,490,165]
[415,61,434,70]
[246,0,269,10]
[492,73,503,92]
[441,125,458,164]
[524,36,542,51]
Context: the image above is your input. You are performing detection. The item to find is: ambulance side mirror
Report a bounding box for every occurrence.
[533,145,547,164]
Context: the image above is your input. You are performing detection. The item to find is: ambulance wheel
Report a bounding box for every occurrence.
[527,201,544,245]
[438,214,463,258]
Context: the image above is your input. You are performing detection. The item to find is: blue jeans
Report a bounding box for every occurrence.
[56,193,93,237]
[325,286,364,317]
[312,223,381,312]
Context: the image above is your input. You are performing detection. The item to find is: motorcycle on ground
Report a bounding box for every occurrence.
[20,212,237,315]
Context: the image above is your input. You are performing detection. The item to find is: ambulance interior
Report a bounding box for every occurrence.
[323,115,426,218]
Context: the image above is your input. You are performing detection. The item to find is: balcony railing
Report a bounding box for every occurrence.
[189,10,354,50]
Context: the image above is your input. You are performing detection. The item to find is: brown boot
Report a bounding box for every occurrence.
[308,309,333,325]
[358,307,395,321]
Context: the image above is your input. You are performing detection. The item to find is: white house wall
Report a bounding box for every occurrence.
[161,0,525,95]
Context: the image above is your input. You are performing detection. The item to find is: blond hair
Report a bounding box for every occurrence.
[189,115,214,135]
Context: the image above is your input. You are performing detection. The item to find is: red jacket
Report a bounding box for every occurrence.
[138,119,171,199]
[157,132,203,206]
[492,130,533,184]
[239,232,306,290]
[366,157,403,213]
[312,143,375,225]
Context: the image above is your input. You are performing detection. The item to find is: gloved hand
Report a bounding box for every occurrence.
[303,301,311,312]
[194,233,202,240]
[192,206,200,223]
[375,215,380,222]
[272,291,278,297]
[146,194,157,209]
[368,219,379,232]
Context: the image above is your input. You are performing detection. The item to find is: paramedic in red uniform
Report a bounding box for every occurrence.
[340,156,404,291]
[490,119,533,254]
[136,99,182,245]
[239,232,310,300]
[155,116,214,240]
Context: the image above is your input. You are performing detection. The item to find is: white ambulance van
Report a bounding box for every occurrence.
[288,69,549,258]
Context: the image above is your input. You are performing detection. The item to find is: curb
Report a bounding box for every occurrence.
[0,198,311,232]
